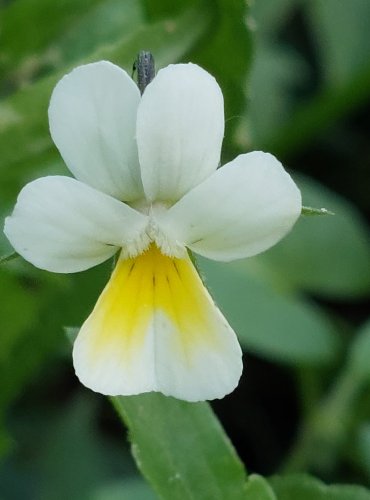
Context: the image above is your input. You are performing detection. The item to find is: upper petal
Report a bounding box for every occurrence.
[4,176,148,273]
[157,152,302,261]
[48,61,143,201]
[136,63,224,202]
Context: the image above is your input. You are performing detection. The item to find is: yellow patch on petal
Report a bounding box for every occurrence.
[73,244,242,399]
[84,244,221,360]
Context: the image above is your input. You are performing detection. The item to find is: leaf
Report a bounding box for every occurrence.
[37,395,113,500]
[0,0,102,80]
[93,479,156,500]
[348,318,370,382]
[52,0,144,68]
[306,0,370,87]
[112,393,248,500]
[245,174,370,299]
[269,474,370,500]
[247,42,308,148]
[194,0,252,157]
[142,0,199,19]
[356,423,370,482]
[245,474,277,500]
[249,0,297,37]
[248,1,370,156]
[199,258,339,366]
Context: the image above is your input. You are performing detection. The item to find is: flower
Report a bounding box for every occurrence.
[4,61,301,402]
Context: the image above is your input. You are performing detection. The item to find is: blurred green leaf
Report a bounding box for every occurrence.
[184,0,252,157]
[266,63,370,157]
[37,395,113,500]
[0,268,50,417]
[53,0,144,68]
[249,0,297,37]
[269,474,370,499]
[199,258,338,366]
[93,479,156,500]
[142,0,198,19]
[356,423,370,482]
[112,393,248,500]
[306,0,370,86]
[245,474,277,499]
[248,0,370,156]
[247,42,308,148]
[0,0,102,82]
[246,175,370,299]
[348,318,370,382]
[0,393,140,500]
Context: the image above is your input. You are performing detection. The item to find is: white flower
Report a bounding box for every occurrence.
[4,61,301,402]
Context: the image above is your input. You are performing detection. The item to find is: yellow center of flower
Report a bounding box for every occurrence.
[78,244,222,367]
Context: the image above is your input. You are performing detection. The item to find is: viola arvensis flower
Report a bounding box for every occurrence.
[4,61,301,402]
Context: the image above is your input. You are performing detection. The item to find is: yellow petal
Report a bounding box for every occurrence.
[73,244,242,401]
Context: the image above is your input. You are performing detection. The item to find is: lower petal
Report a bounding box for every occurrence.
[73,245,242,402]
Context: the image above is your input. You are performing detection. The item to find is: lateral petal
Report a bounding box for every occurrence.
[73,245,242,401]
[4,176,148,273]
[157,151,302,261]
[136,64,224,202]
[49,61,143,201]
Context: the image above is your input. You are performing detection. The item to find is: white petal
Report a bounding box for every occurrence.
[49,61,143,201]
[136,63,224,202]
[4,176,148,273]
[157,152,302,261]
[73,245,242,401]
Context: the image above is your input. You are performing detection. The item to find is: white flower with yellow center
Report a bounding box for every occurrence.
[4,61,301,402]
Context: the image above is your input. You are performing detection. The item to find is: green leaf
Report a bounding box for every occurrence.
[245,474,277,500]
[112,393,248,500]
[348,318,370,382]
[93,479,156,500]
[306,0,370,87]
[142,0,199,19]
[249,0,297,37]
[248,1,370,156]
[269,474,370,500]
[0,0,102,80]
[199,258,338,366]
[356,423,370,482]
[52,0,144,68]
[192,0,252,157]
[246,175,370,299]
[37,395,114,500]
[247,41,308,148]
